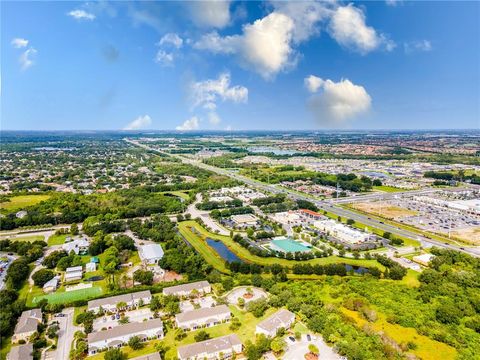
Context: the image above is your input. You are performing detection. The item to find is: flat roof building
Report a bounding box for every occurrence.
[88,290,152,313]
[163,281,211,297]
[64,266,83,282]
[177,334,242,360]
[175,305,231,331]
[87,318,164,355]
[256,309,295,338]
[138,244,164,265]
[314,219,371,244]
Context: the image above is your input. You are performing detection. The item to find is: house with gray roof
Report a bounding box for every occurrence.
[87,318,163,355]
[163,281,211,297]
[255,309,295,337]
[131,353,161,360]
[7,343,33,360]
[12,309,42,343]
[177,334,242,360]
[175,305,230,331]
[87,290,152,313]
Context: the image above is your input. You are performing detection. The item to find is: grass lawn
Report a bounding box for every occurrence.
[86,305,278,360]
[32,286,103,305]
[2,234,45,242]
[160,190,191,201]
[74,305,88,325]
[0,194,51,212]
[47,233,68,246]
[372,185,406,193]
[0,336,12,360]
[178,221,385,271]
[341,307,456,360]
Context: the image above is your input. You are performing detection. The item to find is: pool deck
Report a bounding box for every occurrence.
[269,238,312,253]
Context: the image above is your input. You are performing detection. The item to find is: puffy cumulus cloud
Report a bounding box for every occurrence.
[195,12,296,79]
[306,76,372,123]
[176,116,200,131]
[11,38,29,48]
[404,40,432,53]
[186,0,231,28]
[159,33,183,49]
[190,72,248,110]
[155,50,174,67]
[19,48,37,70]
[328,4,395,54]
[68,9,96,21]
[123,115,152,130]
[304,75,324,93]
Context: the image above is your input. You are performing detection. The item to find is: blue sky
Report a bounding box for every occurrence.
[2,1,479,131]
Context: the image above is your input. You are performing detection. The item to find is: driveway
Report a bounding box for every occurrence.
[282,334,341,360]
[55,308,79,360]
[93,308,153,332]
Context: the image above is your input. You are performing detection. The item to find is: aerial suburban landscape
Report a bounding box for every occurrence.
[1,1,479,360]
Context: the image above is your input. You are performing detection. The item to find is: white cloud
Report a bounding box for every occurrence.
[19,48,37,70]
[159,33,183,49]
[11,38,29,48]
[208,112,221,125]
[68,9,96,21]
[186,0,231,28]
[176,116,200,131]
[404,40,432,53]
[190,72,248,110]
[155,50,174,66]
[195,12,296,79]
[304,75,324,93]
[306,76,372,123]
[123,115,152,130]
[328,4,395,54]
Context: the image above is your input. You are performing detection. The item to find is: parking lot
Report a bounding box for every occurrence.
[92,308,153,331]
[180,296,216,313]
[282,334,341,360]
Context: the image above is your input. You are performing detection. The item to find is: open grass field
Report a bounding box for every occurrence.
[373,185,406,193]
[341,307,457,360]
[160,190,191,201]
[47,233,68,246]
[86,305,278,360]
[451,226,480,245]
[1,234,45,242]
[0,194,51,212]
[178,221,385,271]
[351,202,417,220]
[32,286,103,305]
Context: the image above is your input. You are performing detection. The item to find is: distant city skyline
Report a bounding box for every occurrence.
[2,1,479,131]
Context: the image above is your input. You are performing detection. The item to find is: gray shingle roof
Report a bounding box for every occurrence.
[7,343,33,360]
[175,305,230,324]
[256,309,295,333]
[14,309,42,335]
[87,318,163,343]
[178,334,241,359]
[87,290,151,310]
[163,281,210,295]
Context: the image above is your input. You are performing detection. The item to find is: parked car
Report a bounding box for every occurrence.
[111,315,115,320]
[288,336,295,342]
[307,334,311,341]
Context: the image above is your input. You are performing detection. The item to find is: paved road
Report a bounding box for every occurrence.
[55,308,78,360]
[126,139,480,258]
[282,334,341,360]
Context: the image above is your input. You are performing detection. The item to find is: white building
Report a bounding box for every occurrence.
[138,244,164,265]
[86,262,97,272]
[62,238,90,255]
[88,290,152,313]
[43,276,59,293]
[64,266,83,282]
[175,305,231,331]
[413,253,436,266]
[87,318,163,355]
[177,334,242,360]
[314,219,371,244]
[163,281,211,297]
[255,309,295,337]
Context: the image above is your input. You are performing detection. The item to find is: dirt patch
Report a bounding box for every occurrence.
[450,227,480,245]
[304,353,318,360]
[351,202,417,220]
[243,293,254,299]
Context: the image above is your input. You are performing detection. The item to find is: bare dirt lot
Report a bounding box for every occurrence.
[351,202,418,220]
[451,227,480,245]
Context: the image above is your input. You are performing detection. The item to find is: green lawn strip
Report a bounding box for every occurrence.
[2,234,45,242]
[178,221,385,271]
[0,194,51,212]
[32,286,103,305]
[372,185,407,193]
[47,233,68,246]
[86,306,278,360]
[341,204,462,246]
[0,336,12,360]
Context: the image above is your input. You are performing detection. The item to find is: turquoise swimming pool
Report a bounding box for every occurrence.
[270,237,312,253]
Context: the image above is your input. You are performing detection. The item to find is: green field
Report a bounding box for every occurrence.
[47,233,68,245]
[178,221,385,272]
[0,194,51,212]
[32,286,103,305]
[2,235,45,243]
[373,185,406,192]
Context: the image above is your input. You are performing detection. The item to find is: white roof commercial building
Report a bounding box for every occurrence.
[256,309,295,338]
[163,281,211,297]
[87,318,164,355]
[413,253,436,266]
[88,290,152,313]
[138,244,164,265]
[175,305,231,331]
[177,334,242,360]
[64,266,83,282]
[314,219,371,244]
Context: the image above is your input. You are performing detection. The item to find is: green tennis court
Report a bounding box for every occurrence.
[32,286,103,304]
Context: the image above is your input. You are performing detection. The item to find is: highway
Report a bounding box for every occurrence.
[126,139,480,258]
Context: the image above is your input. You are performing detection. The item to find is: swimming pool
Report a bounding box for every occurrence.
[270,238,312,253]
